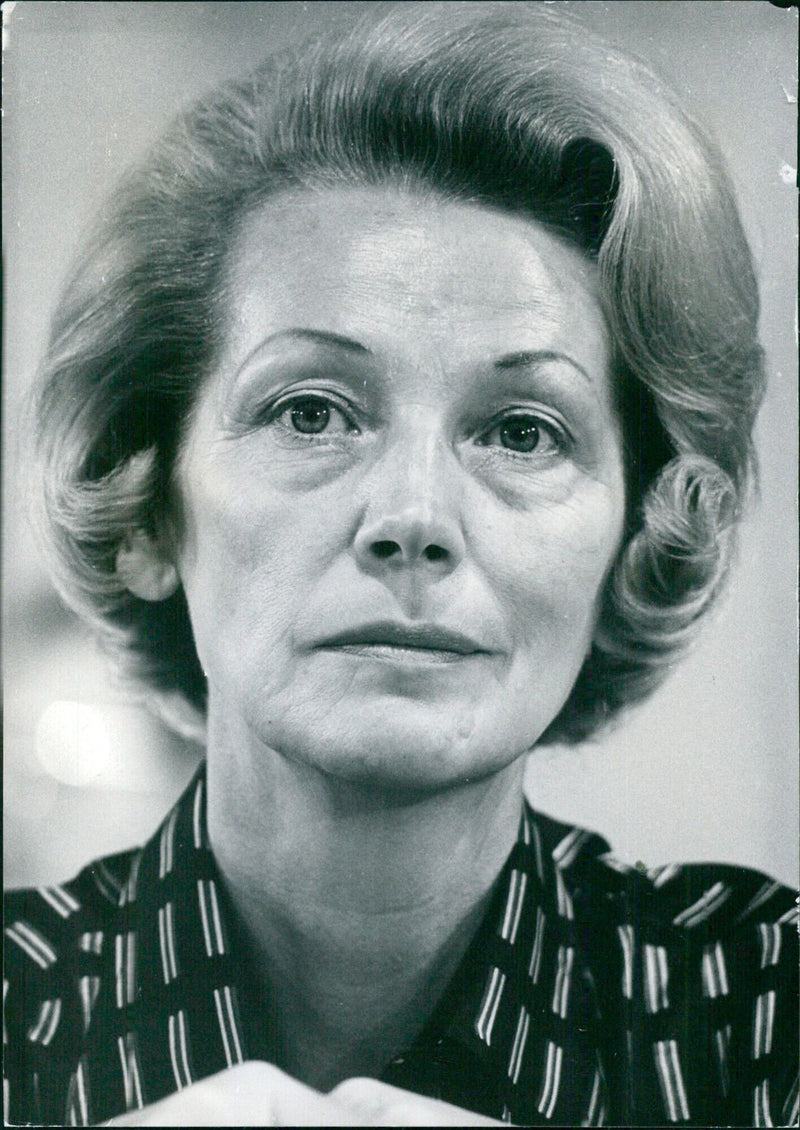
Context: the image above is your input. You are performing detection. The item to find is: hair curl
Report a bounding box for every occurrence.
[34,1,765,743]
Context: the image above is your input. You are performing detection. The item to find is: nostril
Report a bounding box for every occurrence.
[372,540,400,559]
[424,544,448,562]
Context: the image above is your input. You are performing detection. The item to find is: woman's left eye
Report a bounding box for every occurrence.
[478,412,563,455]
[272,395,356,436]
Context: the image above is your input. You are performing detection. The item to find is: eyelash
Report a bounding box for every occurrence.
[265,393,359,437]
[475,410,568,458]
[264,393,568,457]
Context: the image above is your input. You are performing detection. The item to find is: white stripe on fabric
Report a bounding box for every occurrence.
[27,999,62,1045]
[177,1011,193,1086]
[158,903,179,984]
[537,1041,564,1120]
[68,1059,89,1126]
[123,851,143,908]
[168,1010,193,1089]
[553,828,589,870]
[158,908,171,985]
[78,931,103,955]
[554,868,574,920]
[735,881,781,923]
[531,821,544,884]
[198,881,214,957]
[499,869,527,945]
[93,860,122,903]
[754,1079,773,1128]
[672,882,731,928]
[115,934,124,1009]
[213,986,244,1067]
[114,933,138,1008]
[617,924,634,1000]
[754,990,776,1059]
[213,988,233,1067]
[129,1037,144,1110]
[714,1024,732,1099]
[650,863,682,888]
[197,879,226,957]
[520,807,532,847]
[552,945,575,1019]
[223,986,244,1063]
[475,966,506,1046]
[654,1039,690,1122]
[159,809,179,880]
[127,931,137,1007]
[193,776,205,850]
[37,885,80,918]
[168,1015,184,1090]
[5,922,57,969]
[782,1073,799,1128]
[507,1006,530,1084]
[166,901,178,979]
[528,907,546,984]
[117,1036,132,1111]
[757,922,782,969]
[644,945,669,1013]
[78,976,101,1034]
[76,1058,89,1126]
[701,941,729,998]
[777,904,799,925]
[117,1033,144,1111]
[208,880,226,954]
[584,1064,603,1126]
[669,1040,690,1123]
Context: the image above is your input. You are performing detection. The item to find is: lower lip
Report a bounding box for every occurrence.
[320,644,483,666]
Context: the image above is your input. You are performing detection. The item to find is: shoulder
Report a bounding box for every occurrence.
[4,846,140,975]
[522,800,799,937]
[534,817,798,1126]
[4,848,142,1125]
[582,848,798,940]
[574,850,799,1010]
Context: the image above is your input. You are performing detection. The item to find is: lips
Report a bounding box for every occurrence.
[316,620,489,656]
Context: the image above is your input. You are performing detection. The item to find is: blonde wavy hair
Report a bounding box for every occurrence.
[34,2,765,743]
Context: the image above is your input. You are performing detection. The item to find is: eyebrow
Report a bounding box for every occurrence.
[259,327,372,355]
[494,349,591,384]
[241,332,589,383]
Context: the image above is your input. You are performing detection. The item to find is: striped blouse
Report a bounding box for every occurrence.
[4,766,798,1126]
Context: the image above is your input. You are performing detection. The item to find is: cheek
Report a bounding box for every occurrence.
[175,455,352,639]
[491,490,624,645]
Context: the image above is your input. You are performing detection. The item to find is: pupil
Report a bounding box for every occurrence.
[501,417,539,452]
[291,399,330,434]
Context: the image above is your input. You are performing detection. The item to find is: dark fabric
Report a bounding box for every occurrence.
[4,764,798,1126]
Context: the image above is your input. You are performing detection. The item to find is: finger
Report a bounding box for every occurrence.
[103,1062,374,1126]
[331,1076,509,1126]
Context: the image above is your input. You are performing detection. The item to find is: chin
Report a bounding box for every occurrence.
[264,706,530,796]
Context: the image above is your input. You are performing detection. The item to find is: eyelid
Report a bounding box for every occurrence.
[477,407,570,448]
[261,388,361,431]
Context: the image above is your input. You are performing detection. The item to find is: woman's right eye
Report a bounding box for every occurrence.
[270,394,356,437]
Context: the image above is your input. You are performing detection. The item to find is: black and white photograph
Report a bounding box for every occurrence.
[3,2,798,1125]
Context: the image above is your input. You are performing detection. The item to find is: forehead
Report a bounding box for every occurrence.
[218,185,608,368]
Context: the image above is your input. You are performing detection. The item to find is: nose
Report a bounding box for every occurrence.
[353,415,466,577]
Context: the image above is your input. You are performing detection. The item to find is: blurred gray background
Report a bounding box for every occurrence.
[3,1,798,888]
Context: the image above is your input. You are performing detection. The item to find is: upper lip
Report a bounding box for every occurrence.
[316,621,488,655]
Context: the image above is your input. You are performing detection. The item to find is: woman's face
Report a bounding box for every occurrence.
[174,186,626,791]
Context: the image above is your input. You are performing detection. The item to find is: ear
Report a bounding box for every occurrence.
[116,529,179,602]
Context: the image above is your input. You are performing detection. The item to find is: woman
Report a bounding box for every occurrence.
[4,2,797,1125]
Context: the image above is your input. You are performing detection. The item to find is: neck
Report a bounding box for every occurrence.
[205,711,526,1089]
